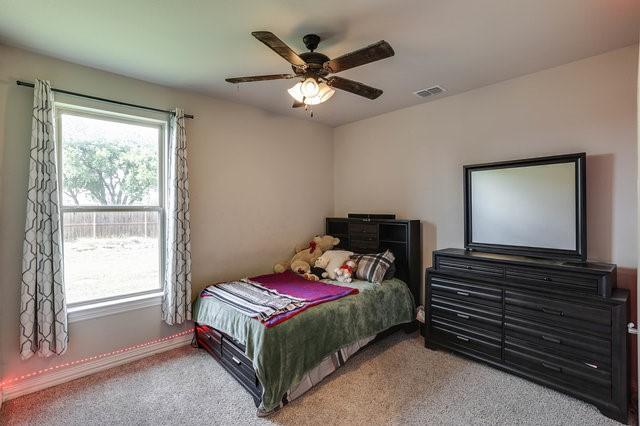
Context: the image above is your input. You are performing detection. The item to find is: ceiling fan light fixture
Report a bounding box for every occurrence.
[288,81,335,105]
[227,32,393,110]
[307,83,335,105]
[287,82,304,102]
[300,77,320,97]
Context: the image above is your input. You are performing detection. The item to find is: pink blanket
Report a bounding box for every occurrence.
[250,270,358,327]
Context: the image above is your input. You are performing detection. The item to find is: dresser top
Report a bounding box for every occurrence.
[326,217,418,224]
[436,248,616,274]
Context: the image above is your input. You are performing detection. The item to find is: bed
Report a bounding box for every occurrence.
[193,217,421,415]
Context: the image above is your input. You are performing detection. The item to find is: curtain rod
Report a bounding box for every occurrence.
[16,81,194,119]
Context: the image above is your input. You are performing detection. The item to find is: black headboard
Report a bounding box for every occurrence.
[326,217,421,306]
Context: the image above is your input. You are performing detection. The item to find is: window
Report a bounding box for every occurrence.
[56,105,166,306]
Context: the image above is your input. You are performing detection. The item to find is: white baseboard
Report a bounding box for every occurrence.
[1,332,192,403]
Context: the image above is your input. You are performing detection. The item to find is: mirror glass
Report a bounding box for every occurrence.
[470,162,576,250]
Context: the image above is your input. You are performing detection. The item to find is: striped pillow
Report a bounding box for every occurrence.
[351,250,396,283]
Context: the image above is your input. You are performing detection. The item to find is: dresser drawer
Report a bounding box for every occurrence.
[430,276,502,310]
[196,325,262,402]
[351,234,378,242]
[431,295,502,335]
[505,290,611,335]
[505,340,611,398]
[196,324,222,358]
[505,315,610,369]
[506,266,599,295]
[351,239,379,254]
[431,317,501,360]
[222,338,256,383]
[349,223,378,236]
[436,256,504,279]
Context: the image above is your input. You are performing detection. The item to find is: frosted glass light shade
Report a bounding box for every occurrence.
[301,78,320,97]
[288,82,335,105]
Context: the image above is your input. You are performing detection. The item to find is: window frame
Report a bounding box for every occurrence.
[55,103,168,310]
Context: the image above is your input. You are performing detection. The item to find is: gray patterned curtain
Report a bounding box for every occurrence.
[162,108,192,325]
[20,79,68,359]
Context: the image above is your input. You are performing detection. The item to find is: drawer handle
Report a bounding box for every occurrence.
[456,313,470,319]
[456,291,470,297]
[541,335,561,344]
[465,266,473,270]
[584,362,598,369]
[231,356,242,366]
[541,362,562,373]
[455,335,470,342]
[544,277,553,282]
[541,307,563,316]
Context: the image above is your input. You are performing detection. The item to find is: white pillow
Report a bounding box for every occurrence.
[314,250,354,280]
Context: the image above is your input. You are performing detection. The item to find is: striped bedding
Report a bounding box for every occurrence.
[201,271,359,327]
[201,279,306,321]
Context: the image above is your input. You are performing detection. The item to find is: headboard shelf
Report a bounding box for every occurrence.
[326,217,421,306]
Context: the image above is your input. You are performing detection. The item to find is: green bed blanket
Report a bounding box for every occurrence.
[192,277,415,412]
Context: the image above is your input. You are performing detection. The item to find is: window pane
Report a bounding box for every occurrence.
[63,211,161,304]
[60,113,160,206]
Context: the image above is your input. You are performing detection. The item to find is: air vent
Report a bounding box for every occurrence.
[414,85,446,98]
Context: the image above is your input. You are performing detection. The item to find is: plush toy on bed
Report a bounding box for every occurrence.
[273,235,340,277]
[313,250,354,280]
[302,266,327,282]
[334,260,357,283]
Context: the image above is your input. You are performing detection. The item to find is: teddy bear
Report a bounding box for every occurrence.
[273,235,340,275]
[335,260,357,283]
[313,250,354,280]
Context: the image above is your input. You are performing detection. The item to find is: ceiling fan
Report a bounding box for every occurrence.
[225,32,394,110]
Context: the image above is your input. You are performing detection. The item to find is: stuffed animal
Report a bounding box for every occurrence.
[291,259,312,276]
[303,266,329,282]
[274,235,340,275]
[335,260,356,283]
[314,250,354,280]
[290,260,330,280]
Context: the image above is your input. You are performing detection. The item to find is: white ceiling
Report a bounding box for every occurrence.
[1,0,638,127]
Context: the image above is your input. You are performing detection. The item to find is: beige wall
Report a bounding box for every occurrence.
[0,42,637,390]
[0,44,333,380]
[334,45,638,304]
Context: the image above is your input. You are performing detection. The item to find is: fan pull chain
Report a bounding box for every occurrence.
[303,104,314,118]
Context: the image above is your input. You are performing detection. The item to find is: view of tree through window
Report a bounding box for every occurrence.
[61,114,159,206]
[59,111,163,304]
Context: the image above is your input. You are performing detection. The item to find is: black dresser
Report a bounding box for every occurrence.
[425,248,629,423]
[326,217,421,305]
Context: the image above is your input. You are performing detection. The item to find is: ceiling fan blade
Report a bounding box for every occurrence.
[323,40,394,74]
[225,74,296,83]
[326,76,383,100]
[251,31,307,68]
[292,100,305,108]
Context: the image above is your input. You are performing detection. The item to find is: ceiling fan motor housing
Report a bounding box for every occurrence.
[296,52,330,77]
[294,34,329,78]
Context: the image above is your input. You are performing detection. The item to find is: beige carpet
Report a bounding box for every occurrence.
[0,332,627,425]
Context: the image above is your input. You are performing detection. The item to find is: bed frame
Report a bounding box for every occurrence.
[325,217,421,304]
[195,323,263,406]
[194,216,422,409]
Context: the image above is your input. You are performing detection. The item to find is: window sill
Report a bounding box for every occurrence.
[68,292,164,323]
